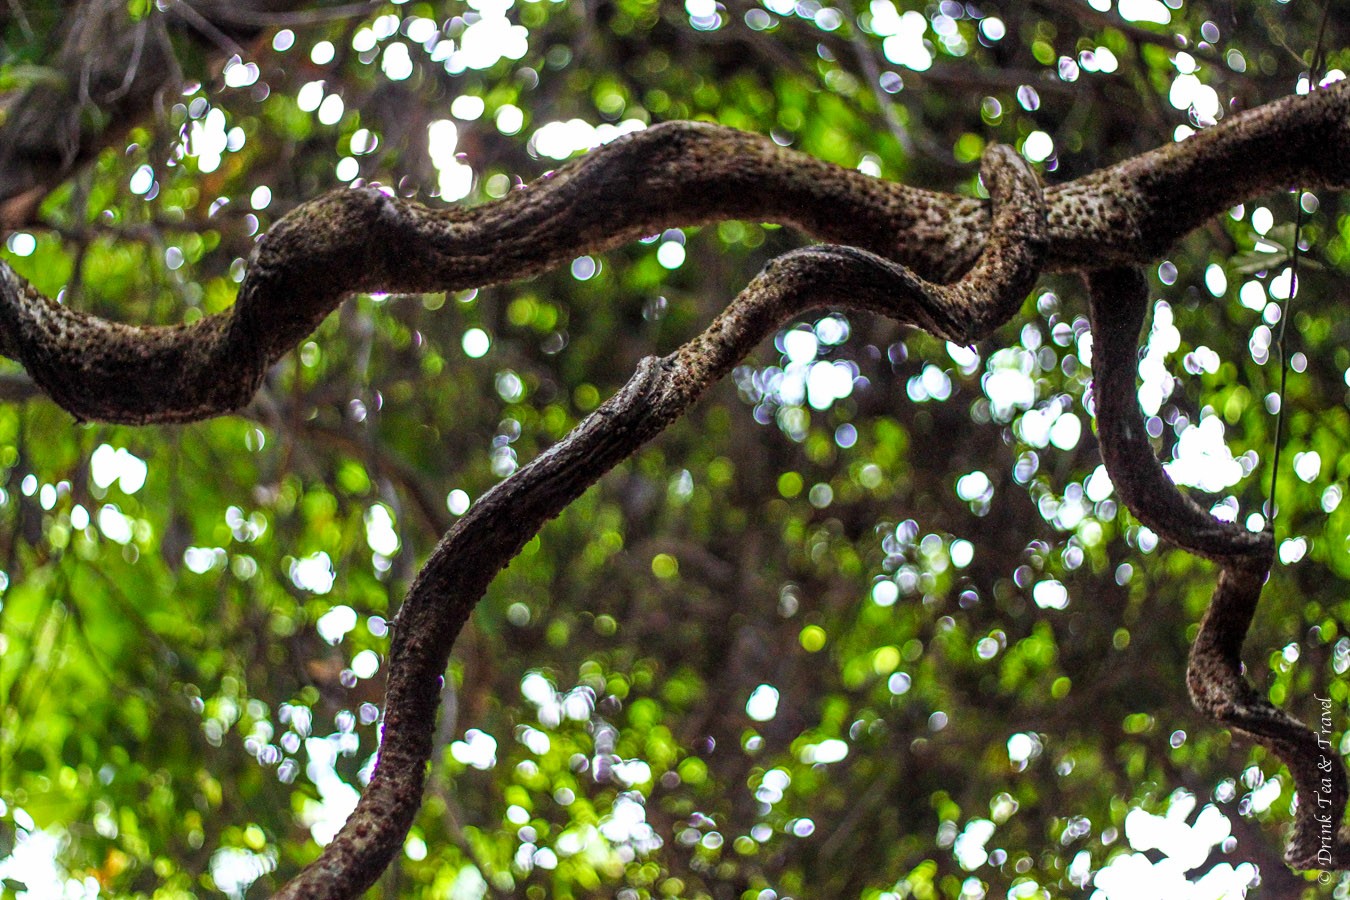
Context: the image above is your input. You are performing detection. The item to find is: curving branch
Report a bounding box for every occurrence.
[1087,266,1350,869]
[3,80,1350,426]
[2,79,1350,896]
[265,143,1046,899]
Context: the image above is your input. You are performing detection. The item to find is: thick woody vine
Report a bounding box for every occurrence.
[1,81,1349,897]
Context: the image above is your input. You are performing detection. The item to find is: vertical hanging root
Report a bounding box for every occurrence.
[1086,266,1350,869]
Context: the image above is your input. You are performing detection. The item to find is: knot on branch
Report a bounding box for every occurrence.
[239,186,408,340]
[939,144,1049,343]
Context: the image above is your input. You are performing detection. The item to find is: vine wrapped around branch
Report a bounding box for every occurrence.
[0,79,1349,898]
[1,80,1347,424]
[272,141,1046,899]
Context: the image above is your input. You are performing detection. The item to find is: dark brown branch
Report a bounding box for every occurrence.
[272,143,1046,898]
[1086,266,1349,870]
[180,0,383,29]
[0,371,43,403]
[0,79,1348,897]
[2,81,1350,425]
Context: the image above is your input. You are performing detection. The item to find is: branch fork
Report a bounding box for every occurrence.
[1,80,1349,895]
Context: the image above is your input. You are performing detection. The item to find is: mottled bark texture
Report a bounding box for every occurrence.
[1088,267,1349,869]
[1,73,1349,897]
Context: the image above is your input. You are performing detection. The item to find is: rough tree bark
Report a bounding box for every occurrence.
[1,48,1348,898]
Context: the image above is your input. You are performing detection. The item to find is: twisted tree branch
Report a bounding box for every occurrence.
[272,142,1045,899]
[1087,266,1350,869]
[2,80,1349,425]
[1,79,1349,897]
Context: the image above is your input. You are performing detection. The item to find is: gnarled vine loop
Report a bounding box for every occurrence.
[3,79,1349,425]
[1087,266,1350,869]
[0,128,1038,425]
[270,141,1045,900]
[1,80,1349,897]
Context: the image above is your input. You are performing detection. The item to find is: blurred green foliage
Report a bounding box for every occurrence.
[1,0,1349,897]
